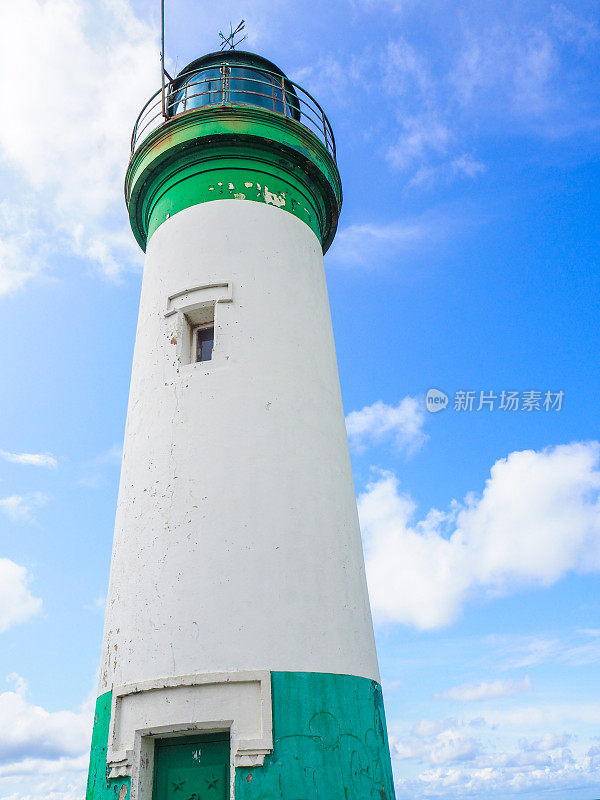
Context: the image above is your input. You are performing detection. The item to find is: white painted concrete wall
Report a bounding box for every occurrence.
[100,200,379,694]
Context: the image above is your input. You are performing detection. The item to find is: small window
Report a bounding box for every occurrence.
[179,299,217,366]
[194,323,214,362]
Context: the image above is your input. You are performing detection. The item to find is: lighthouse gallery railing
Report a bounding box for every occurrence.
[131,62,336,160]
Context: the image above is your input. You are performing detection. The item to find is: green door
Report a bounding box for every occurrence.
[153,733,229,800]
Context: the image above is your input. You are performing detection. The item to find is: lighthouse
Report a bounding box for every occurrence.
[86,46,396,800]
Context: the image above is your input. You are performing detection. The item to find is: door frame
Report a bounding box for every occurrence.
[106,671,273,800]
[134,724,233,800]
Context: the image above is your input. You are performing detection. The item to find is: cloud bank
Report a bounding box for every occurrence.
[360,441,600,628]
[392,714,600,799]
[0,0,159,292]
[0,678,90,767]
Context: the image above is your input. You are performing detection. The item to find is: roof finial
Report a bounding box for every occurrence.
[218,20,247,51]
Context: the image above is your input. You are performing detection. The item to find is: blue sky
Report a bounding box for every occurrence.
[0,0,599,798]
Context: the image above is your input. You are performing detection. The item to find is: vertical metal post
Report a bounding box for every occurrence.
[221,62,230,104]
[160,0,167,118]
[281,75,287,117]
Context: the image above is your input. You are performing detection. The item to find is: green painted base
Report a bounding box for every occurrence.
[237,672,396,800]
[86,691,130,799]
[86,672,395,800]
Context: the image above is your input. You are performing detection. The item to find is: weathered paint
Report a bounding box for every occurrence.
[145,154,323,245]
[86,691,130,800]
[99,201,380,693]
[236,672,396,800]
[125,104,342,253]
[86,673,395,799]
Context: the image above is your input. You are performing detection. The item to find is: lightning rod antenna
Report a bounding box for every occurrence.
[160,0,166,118]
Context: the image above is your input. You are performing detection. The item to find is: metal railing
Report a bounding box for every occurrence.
[130,62,336,160]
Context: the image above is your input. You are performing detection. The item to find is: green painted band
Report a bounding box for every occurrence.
[86,691,130,799]
[236,672,396,800]
[146,147,324,244]
[125,105,342,253]
[86,672,395,800]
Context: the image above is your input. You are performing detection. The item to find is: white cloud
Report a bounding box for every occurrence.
[0,493,48,522]
[346,397,427,456]
[0,676,91,792]
[0,561,42,633]
[0,451,57,469]
[397,746,592,798]
[451,154,486,178]
[328,216,445,268]
[544,636,600,667]
[490,629,600,669]
[359,442,600,629]
[420,731,480,765]
[6,675,29,697]
[292,38,488,190]
[387,115,452,171]
[450,24,558,120]
[393,719,480,765]
[292,6,596,195]
[292,55,369,108]
[0,755,89,779]
[384,37,434,104]
[0,679,92,799]
[380,37,488,185]
[519,732,571,752]
[0,691,90,766]
[378,6,598,185]
[386,116,486,187]
[0,0,159,287]
[396,730,480,766]
[412,718,459,738]
[443,677,532,702]
[389,699,600,800]
[0,202,46,297]
[0,758,89,797]
[487,700,600,730]
[393,712,600,799]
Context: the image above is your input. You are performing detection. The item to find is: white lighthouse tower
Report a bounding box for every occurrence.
[86,47,396,800]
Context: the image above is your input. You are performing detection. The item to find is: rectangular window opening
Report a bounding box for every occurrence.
[194,323,214,363]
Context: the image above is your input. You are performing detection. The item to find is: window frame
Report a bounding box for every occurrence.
[192,321,215,363]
